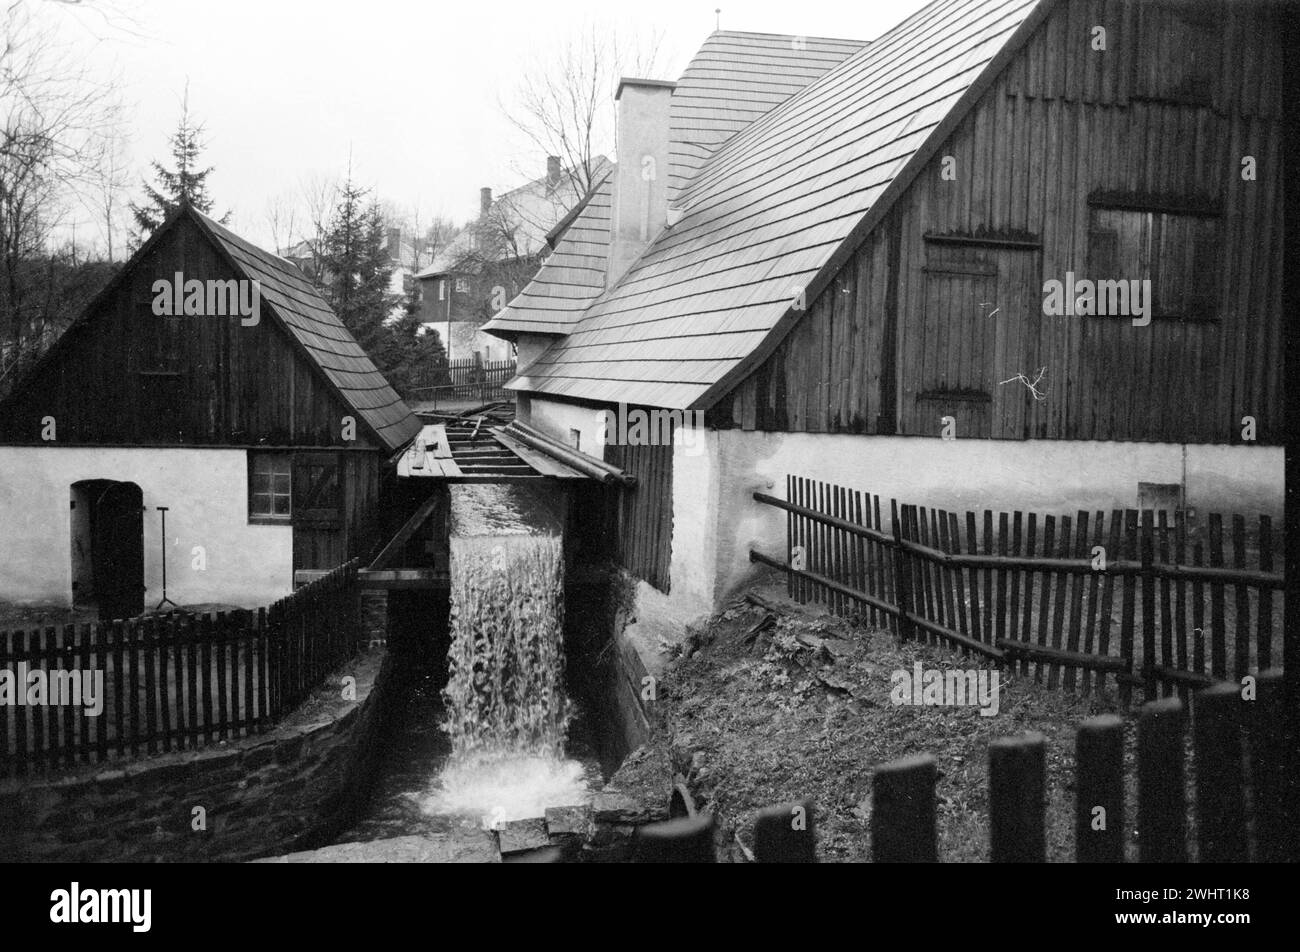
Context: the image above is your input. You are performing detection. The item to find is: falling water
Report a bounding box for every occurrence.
[426,485,591,824]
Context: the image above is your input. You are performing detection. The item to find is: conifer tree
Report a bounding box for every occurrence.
[129,94,228,242]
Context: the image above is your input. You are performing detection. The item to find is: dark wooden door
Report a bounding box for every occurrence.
[93,481,144,620]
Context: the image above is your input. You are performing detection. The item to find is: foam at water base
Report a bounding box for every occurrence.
[430,484,587,825]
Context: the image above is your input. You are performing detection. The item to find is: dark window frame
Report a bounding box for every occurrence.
[248,451,293,525]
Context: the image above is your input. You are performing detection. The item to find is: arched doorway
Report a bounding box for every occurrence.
[70,480,145,621]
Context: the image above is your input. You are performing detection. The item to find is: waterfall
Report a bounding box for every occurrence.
[426,485,589,824]
[442,532,568,757]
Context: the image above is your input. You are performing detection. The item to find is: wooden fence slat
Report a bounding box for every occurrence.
[753,800,816,863]
[1119,511,1138,706]
[1230,514,1250,680]
[201,613,215,745]
[981,510,994,649]
[1035,515,1055,683]
[1140,510,1157,703]
[872,754,937,862]
[1207,514,1227,678]
[82,622,98,765]
[786,476,794,601]
[1008,511,1023,674]
[949,512,970,643]
[874,495,888,634]
[1075,714,1125,862]
[13,631,27,775]
[1157,511,1174,697]
[891,500,913,641]
[111,621,125,758]
[143,616,158,755]
[1191,538,1206,677]
[989,733,1046,862]
[60,624,77,768]
[1048,515,1072,690]
[1064,511,1088,691]
[966,512,983,647]
[1021,512,1038,678]
[1081,511,1105,694]
[1173,511,1189,700]
[996,512,1009,651]
[35,627,50,768]
[1192,683,1247,862]
[1137,697,1186,863]
[216,611,229,742]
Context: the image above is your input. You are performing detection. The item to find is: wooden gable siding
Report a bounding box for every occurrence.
[714,0,1284,445]
[0,216,378,449]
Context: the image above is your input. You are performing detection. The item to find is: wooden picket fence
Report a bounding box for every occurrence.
[0,560,361,777]
[750,476,1284,704]
[629,672,1295,862]
[410,357,516,407]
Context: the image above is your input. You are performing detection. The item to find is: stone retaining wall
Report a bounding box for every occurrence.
[0,648,393,862]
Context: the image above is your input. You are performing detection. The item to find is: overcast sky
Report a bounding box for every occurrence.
[50,0,932,251]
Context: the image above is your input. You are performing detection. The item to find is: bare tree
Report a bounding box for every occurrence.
[1,0,123,381]
[506,25,666,197]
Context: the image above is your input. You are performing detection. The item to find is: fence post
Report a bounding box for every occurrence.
[989,732,1046,862]
[631,814,716,863]
[890,500,913,642]
[872,754,937,862]
[1192,682,1247,861]
[753,800,816,863]
[1137,697,1186,863]
[1075,715,1125,862]
[1140,513,1157,702]
[1248,669,1295,861]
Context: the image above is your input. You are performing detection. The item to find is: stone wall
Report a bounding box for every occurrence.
[0,648,394,863]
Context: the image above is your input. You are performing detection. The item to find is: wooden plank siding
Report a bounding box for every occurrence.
[712,0,1284,445]
[0,215,383,449]
[606,430,674,593]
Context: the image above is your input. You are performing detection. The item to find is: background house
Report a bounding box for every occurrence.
[485,2,1285,626]
[417,155,610,363]
[0,205,421,614]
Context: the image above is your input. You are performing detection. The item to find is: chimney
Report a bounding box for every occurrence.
[609,78,676,285]
[546,155,561,191]
[387,227,402,263]
[479,187,493,219]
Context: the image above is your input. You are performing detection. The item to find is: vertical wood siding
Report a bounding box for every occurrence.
[715,0,1284,445]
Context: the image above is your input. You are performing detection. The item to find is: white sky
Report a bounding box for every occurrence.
[47,0,932,251]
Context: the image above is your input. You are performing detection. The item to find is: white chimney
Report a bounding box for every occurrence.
[608,77,676,285]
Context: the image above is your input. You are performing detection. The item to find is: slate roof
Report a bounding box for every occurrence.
[193,210,422,452]
[483,30,865,341]
[496,0,1043,410]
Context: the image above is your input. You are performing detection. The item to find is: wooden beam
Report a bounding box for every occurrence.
[368,493,441,570]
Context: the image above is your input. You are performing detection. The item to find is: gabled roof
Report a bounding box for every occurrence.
[193,210,422,452]
[1,204,421,453]
[501,0,1046,410]
[483,30,866,341]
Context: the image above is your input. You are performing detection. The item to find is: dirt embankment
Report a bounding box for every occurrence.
[625,588,1148,862]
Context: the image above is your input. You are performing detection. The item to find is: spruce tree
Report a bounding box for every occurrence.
[130,96,228,242]
[322,178,397,357]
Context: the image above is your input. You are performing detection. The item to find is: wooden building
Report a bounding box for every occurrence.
[485,0,1286,617]
[0,204,421,615]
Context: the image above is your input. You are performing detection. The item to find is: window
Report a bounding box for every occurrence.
[568,428,581,452]
[249,453,292,522]
[1087,205,1220,322]
[438,280,445,301]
